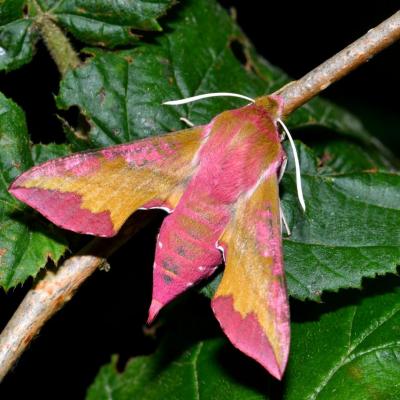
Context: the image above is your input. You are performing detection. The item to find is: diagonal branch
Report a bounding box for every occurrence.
[0,212,154,381]
[0,10,399,383]
[277,11,400,115]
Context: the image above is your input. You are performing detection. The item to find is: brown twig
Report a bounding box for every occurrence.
[0,212,153,381]
[277,10,400,115]
[0,10,400,383]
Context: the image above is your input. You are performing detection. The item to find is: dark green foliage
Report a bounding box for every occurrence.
[0,0,399,397]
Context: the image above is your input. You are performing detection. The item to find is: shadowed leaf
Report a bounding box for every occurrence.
[0,93,66,290]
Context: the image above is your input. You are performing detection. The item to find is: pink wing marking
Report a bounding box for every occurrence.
[212,296,283,380]
[10,187,114,236]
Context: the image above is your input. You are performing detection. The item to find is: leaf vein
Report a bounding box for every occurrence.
[191,342,203,400]
[308,304,400,399]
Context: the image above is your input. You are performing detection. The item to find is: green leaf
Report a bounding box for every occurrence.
[0,93,66,290]
[281,143,400,300]
[203,143,400,301]
[285,281,400,399]
[88,281,400,399]
[57,0,376,149]
[44,0,176,47]
[0,0,37,71]
[31,142,71,164]
[0,0,25,21]
[313,139,391,174]
[0,0,176,72]
[86,296,269,400]
[87,339,268,400]
[291,97,372,145]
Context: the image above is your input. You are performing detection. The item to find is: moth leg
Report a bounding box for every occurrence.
[180,117,195,127]
[280,202,291,236]
[278,156,289,234]
[278,156,287,183]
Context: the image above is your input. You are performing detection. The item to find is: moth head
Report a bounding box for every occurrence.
[254,95,284,120]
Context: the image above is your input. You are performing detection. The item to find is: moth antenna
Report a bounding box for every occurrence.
[280,203,291,236]
[163,92,255,105]
[180,117,195,127]
[277,118,306,212]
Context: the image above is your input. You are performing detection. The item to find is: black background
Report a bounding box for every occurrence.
[0,2,399,399]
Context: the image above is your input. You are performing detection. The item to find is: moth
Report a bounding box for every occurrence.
[9,94,301,379]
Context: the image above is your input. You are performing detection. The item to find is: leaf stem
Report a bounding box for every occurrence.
[37,15,80,76]
[30,0,80,76]
[276,11,400,116]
